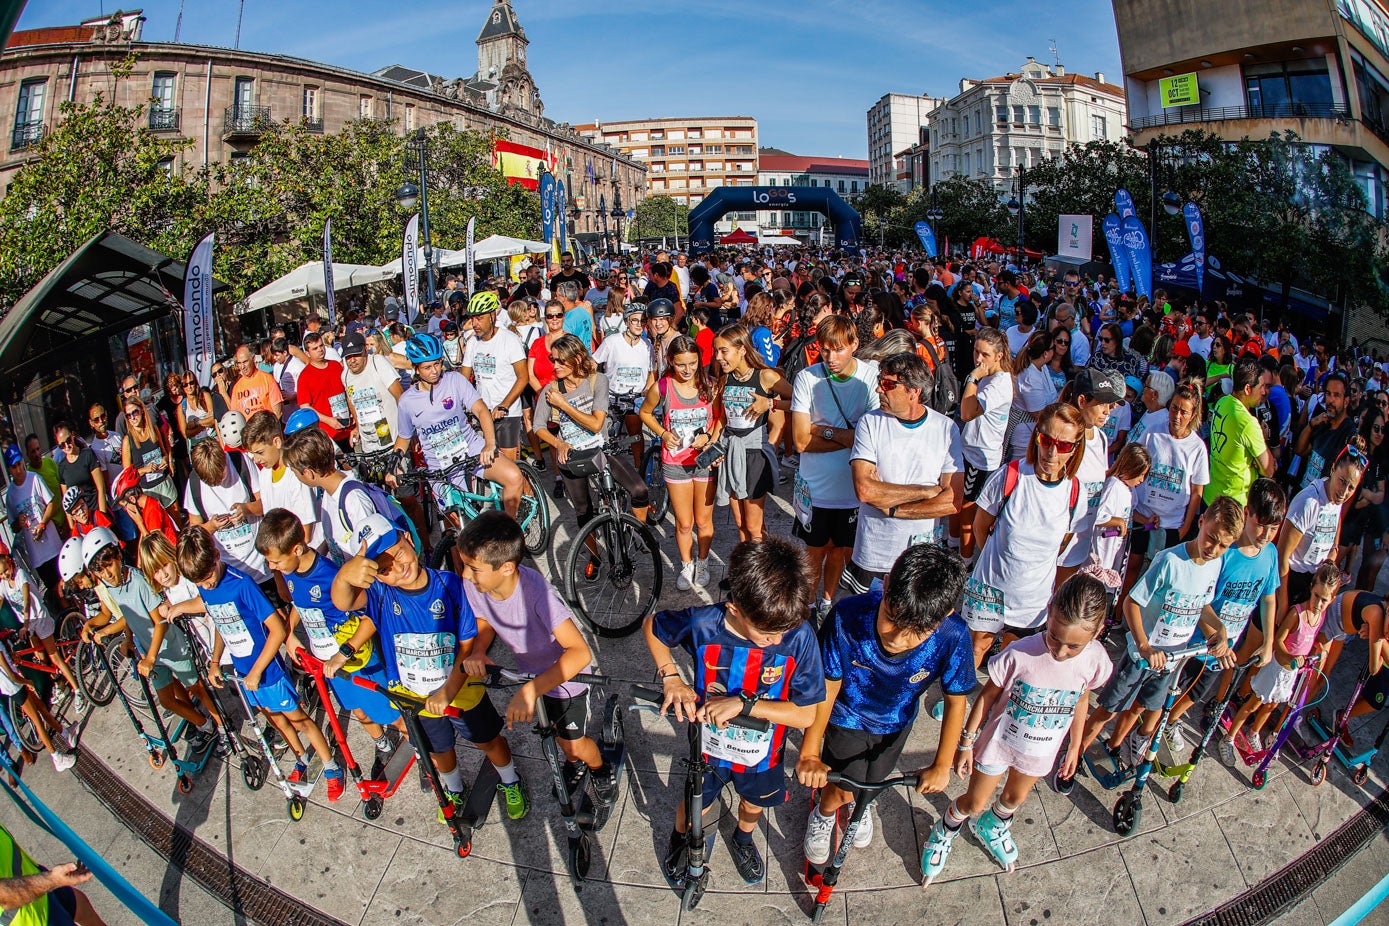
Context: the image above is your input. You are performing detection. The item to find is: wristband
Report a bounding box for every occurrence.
[888,505,899,519]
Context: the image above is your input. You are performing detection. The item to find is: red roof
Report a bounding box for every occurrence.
[7,25,96,47]
[758,154,869,176]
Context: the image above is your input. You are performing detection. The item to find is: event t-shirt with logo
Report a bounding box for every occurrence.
[283,553,384,675]
[1287,479,1343,574]
[1060,429,1111,569]
[396,371,486,469]
[1136,429,1210,529]
[961,371,1014,471]
[365,568,486,713]
[593,334,652,398]
[343,355,401,453]
[533,374,608,454]
[4,472,60,568]
[1194,542,1281,666]
[462,328,526,418]
[184,462,269,584]
[198,566,289,686]
[296,360,353,442]
[1127,543,1221,660]
[790,360,880,511]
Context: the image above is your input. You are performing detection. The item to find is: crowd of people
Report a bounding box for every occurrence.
[1,242,1386,906]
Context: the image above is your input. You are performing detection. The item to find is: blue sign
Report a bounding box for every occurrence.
[1121,214,1153,299]
[1114,188,1137,220]
[540,173,556,246]
[1183,201,1205,292]
[914,221,937,257]
[1103,213,1132,294]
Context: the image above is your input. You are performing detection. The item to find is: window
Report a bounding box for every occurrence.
[783,212,792,225]
[851,180,859,192]
[157,156,175,175]
[705,144,723,154]
[1090,114,1106,139]
[1013,105,1025,124]
[838,179,846,192]
[1245,60,1335,115]
[650,130,665,140]
[1028,105,1041,125]
[996,105,1008,123]
[688,128,702,138]
[152,72,176,110]
[667,145,685,155]
[964,153,971,176]
[404,104,416,131]
[302,86,319,118]
[668,129,685,140]
[359,95,373,119]
[688,145,701,154]
[650,146,665,156]
[233,77,254,111]
[1048,106,1060,127]
[974,112,982,134]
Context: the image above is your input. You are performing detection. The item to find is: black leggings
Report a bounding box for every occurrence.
[559,453,650,525]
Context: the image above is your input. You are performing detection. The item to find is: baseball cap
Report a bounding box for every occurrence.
[1074,368,1126,404]
[2,445,21,467]
[340,331,367,357]
[1171,340,1192,358]
[354,514,400,560]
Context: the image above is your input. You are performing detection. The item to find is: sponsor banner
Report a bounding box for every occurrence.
[184,232,216,388]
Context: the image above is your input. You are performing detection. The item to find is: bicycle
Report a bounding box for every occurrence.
[640,442,670,524]
[398,455,552,566]
[339,447,403,487]
[0,610,112,719]
[560,440,663,638]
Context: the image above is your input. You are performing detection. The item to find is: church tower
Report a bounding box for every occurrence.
[476,0,526,83]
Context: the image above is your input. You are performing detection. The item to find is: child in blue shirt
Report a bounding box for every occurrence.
[646,536,826,886]
[174,525,339,790]
[328,515,530,822]
[796,543,974,867]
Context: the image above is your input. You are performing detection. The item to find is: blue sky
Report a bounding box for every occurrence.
[18,0,1123,157]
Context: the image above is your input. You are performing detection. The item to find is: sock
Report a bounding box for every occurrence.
[440,766,464,794]
[292,753,307,770]
[197,720,215,734]
[943,801,968,830]
[374,734,393,752]
[696,557,708,569]
[323,760,340,773]
[733,827,754,846]
[814,806,835,823]
[495,760,520,785]
[993,800,1017,821]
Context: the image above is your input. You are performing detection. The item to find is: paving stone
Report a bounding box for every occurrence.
[260,807,401,924]
[1118,808,1248,926]
[680,887,843,926]
[1211,777,1316,884]
[1273,895,1326,926]
[850,874,1005,926]
[515,871,679,926]
[1282,770,1374,840]
[361,851,523,925]
[1312,830,1389,924]
[997,844,1142,926]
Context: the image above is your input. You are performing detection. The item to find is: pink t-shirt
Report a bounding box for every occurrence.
[974,633,1113,777]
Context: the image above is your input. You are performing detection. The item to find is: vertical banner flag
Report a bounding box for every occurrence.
[1057,215,1094,261]
[540,171,556,265]
[184,232,216,388]
[913,221,938,257]
[1121,214,1154,299]
[557,179,568,256]
[465,216,476,298]
[402,214,420,325]
[1114,188,1137,221]
[1183,201,1206,291]
[322,219,337,327]
[1102,213,1132,295]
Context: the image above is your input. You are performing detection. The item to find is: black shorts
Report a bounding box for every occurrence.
[793,506,858,549]
[821,723,911,801]
[1096,651,1179,714]
[1178,658,1224,705]
[963,460,995,503]
[1364,667,1389,711]
[1286,569,1315,607]
[839,560,885,596]
[493,416,523,450]
[418,697,505,753]
[543,691,590,742]
[734,446,774,501]
[701,761,787,808]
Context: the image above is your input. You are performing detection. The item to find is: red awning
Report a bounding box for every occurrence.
[720,229,758,244]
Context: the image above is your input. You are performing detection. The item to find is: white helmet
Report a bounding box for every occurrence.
[58,536,86,583]
[80,526,120,569]
[218,411,246,448]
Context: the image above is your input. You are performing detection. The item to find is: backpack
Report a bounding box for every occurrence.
[780,330,820,386]
[919,339,959,416]
[190,451,252,520]
[991,459,1080,536]
[337,479,421,555]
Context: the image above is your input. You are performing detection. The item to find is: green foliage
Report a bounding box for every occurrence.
[629,194,688,240]
[857,184,905,226]
[898,176,1013,249]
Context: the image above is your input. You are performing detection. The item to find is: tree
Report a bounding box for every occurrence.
[629,195,688,241]
[898,176,1012,251]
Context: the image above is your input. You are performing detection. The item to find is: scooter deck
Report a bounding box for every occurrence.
[579,737,625,832]
[461,760,500,830]
[372,739,417,798]
[288,754,324,799]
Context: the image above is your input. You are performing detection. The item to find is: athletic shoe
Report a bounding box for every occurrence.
[1164,723,1187,754]
[1218,735,1237,767]
[920,818,960,885]
[849,802,874,849]
[1247,731,1264,754]
[61,723,80,751]
[1122,728,1148,768]
[591,763,618,807]
[969,808,1018,873]
[324,767,344,802]
[1052,766,1075,796]
[498,778,530,820]
[930,700,946,722]
[288,760,309,785]
[809,598,832,626]
[693,558,710,587]
[662,830,689,885]
[437,788,464,825]
[51,751,76,773]
[185,729,215,755]
[676,561,694,591]
[70,693,88,715]
[729,838,765,884]
[553,478,565,500]
[803,805,837,866]
[213,734,232,759]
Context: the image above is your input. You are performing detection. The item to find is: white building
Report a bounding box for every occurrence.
[866,92,943,190]
[928,57,1127,190]
[755,150,870,242]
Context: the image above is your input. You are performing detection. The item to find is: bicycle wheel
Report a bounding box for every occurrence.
[514,460,553,557]
[60,612,113,708]
[6,696,42,755]
[641,445,669,524]
[564,513,663,637]
[104,637,154,721]
[430,527,459,574]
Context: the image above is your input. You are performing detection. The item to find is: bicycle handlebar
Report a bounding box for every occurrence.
[396,456,481,487]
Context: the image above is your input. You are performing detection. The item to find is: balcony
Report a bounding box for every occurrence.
[1131,102,1350,131]
[301,117,324,134]
[222,104,273,138]
[148,107,180,132]
[10,122,46,152]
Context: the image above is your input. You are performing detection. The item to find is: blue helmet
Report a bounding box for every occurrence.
[404,333,444,365]
[284,407,320,436]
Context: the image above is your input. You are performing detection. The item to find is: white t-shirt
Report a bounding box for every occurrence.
[256,462,319,547]
[88,431,125,486]
[962,371,1014,470]
[1287,479,1341,573]
[184,461,269,583]
[5,473,60,567]
[1069,328,1091,366]
[791,360,880,510]
[850,409,962,573]
[1009,362,1058,458]
[1060,429,1111,567]
[1126,406,1169,444]
[463,328,526,417]
[1136,429,1210,528]
[594,334,653,397]
[274,356,306,407]
[1099,400,1131,447]
[1188,334,1213,360]
[1089,477,1133,576]
[320,479,381,565]
[1005,325,1034,357]
[343,355,402,453]
[0,566,43,625]
[165,575,223,664]
[963,462,1088,632]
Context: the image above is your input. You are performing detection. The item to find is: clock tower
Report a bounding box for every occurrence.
[476,0,542,117]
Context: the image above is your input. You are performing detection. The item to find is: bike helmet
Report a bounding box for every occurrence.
[284,407,320,436]
[465,291,500,317]
[218,410,246,448]
[58,536,85,583]
[404,333,444,365]
[646,298,675,319]
[447,290,467,307]
[112,465,141,499]
[61,486,84,512]
[81,526,120,569]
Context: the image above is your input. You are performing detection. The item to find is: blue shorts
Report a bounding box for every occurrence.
[701,760,787,808]
[417,697,505,754]
[242,675,300,714]
[329,665,401,725]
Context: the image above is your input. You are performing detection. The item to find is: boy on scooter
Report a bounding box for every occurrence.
[328,515,530,823]
[645,536,825,886]
[452,511,618,809]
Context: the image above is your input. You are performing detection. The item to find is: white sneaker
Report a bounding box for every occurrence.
[1247,731,1264,753]
[51,751,75,773]
[61,723,80,751]
[71,693,88,715]
[694,558,710,587]
[803,806,837,866]
[677,561,694,591]
[1163,723,1187,754]
[849,803,874,849]
[1218,735,1237,767]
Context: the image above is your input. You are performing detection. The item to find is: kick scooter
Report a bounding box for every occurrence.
[803,772,916,923]
[104,635,214,794]
[1302,664,1379,785]
[222,665,309,821]
[1155,656,1261,803]
[1228,654,1327,789]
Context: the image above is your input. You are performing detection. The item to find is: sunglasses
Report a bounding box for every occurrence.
[876,378,903,392]
[183,380,198,388]
[1054,339,1070,346]
[122,385,140,394]
[1099,336,1114,344]
[545,313,565,320]
[1374,424,1384,434]
[1037,432,1079,453]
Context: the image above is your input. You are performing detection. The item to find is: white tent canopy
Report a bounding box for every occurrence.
[378,246,467,276]
[471,235,550,261]
[758,234,801,245]
[241,261,396,313]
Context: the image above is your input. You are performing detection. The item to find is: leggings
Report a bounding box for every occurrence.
[559,453,650,525]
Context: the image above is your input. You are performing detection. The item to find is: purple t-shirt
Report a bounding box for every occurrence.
[463,566,590,698]
[396,371,486,469]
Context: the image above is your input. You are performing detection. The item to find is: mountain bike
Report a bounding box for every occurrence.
[398,455,551,566]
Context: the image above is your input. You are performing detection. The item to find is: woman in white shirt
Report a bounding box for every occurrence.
[1278,439,1366,609]
[1131,383,1210,588]
[958,327,1014,558]
[1055,368,1124,585]
[1007,329,1058,462]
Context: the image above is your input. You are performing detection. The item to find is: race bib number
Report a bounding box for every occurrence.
[792,472,813,529]
[614,366,645,393]
[474,353,497,378]
[216,520,256,551]
[701,722,772,766]
[426,422,469,464]
[909,524,946,547]
[206,601,255,659]
[1149,589,1206,648]
[297,606,338,661]
[669,406,706,449]
[392,631,455,697]
[1307,506,1340,563]
[997,680,1082,757]
[329,392,350,420]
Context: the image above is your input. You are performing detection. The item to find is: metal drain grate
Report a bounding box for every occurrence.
[73,752,347,926]
[1182,788,1389,926]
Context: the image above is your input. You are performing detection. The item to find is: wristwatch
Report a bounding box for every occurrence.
[821,427,835,441]
[338,642,356,659]
[738,690,761,716]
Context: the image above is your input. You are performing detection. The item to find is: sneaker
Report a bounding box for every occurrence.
[70,693,88,715]
[803,806,837,866]
[930,700,945,722]
[51,751,76,773]
[1218,735,1237,767]
[1122,728,1148,768]
[677,561,694,591]
[1164,723,1187,754]
[498,778,530,820]
[969,808,1019,873]
[809,598,832,626]
[729,837,765,884]
[591,763,618,807]
[662,829,689,885]
[325,767,344,802]
[694,558,710,587]
[185,729,215,755]
[1247,731,1264,754]
[213,735,231,760]
[1052,766,1075,796]
[920,818,960,885]
[437,788,464,824]
[849,803,874,849]
[288,760,309,785]
[552,478,565,500]
[61,723,80,751]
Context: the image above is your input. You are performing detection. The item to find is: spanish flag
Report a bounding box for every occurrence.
[492,138,553,190]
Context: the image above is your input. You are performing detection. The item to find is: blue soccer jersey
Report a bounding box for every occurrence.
[284,553,383,671]
[651,604,825,772]
[198,566,289,686]
[821,590,976,735]
[365,568,477,701]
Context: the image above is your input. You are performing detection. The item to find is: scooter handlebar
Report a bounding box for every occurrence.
[826,772,916,792]
[350,675,464,717]
[628,683,771,732]
[480,665,616,687]
[1135,642,1212,671]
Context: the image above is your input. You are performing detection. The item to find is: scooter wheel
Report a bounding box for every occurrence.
[455,839,472,859]
[682,870,708,911]
[241,755,268,792]
[363,796,383,820]
[1310,761,1327,786]
[1353,766,1370,786]
[812,902,829,925]
[149,751,165,770]
[1168,781,1184,804]
[176,775,193,794]
[288,798,305,822]
[1113,791,1141,836]
[1251,770,1267,790]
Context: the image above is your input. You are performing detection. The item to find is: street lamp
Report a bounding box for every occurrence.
[569,201,582,257]
[598,194,610,256]
[879,216,888,248]
[399,128,437,306]
[1007,165,1026,259]
[1162,190,1183,216]
[611,186,625,254]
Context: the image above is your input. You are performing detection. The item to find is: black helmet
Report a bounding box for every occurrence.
[647,298,675,319]
[447,290,467,306]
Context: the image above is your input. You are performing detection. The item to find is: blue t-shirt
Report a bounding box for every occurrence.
[563,306,595,348]
[199,566,288,686]
[365,568,476,699]
[750,326,779,367]
[651,604,825,772]
[284,553,383,672]
[820,591,975,735]
[1267,385,1291,438]
[1194,542,1280,665]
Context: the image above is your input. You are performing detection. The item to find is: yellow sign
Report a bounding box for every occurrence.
[1160,73,1199,108]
